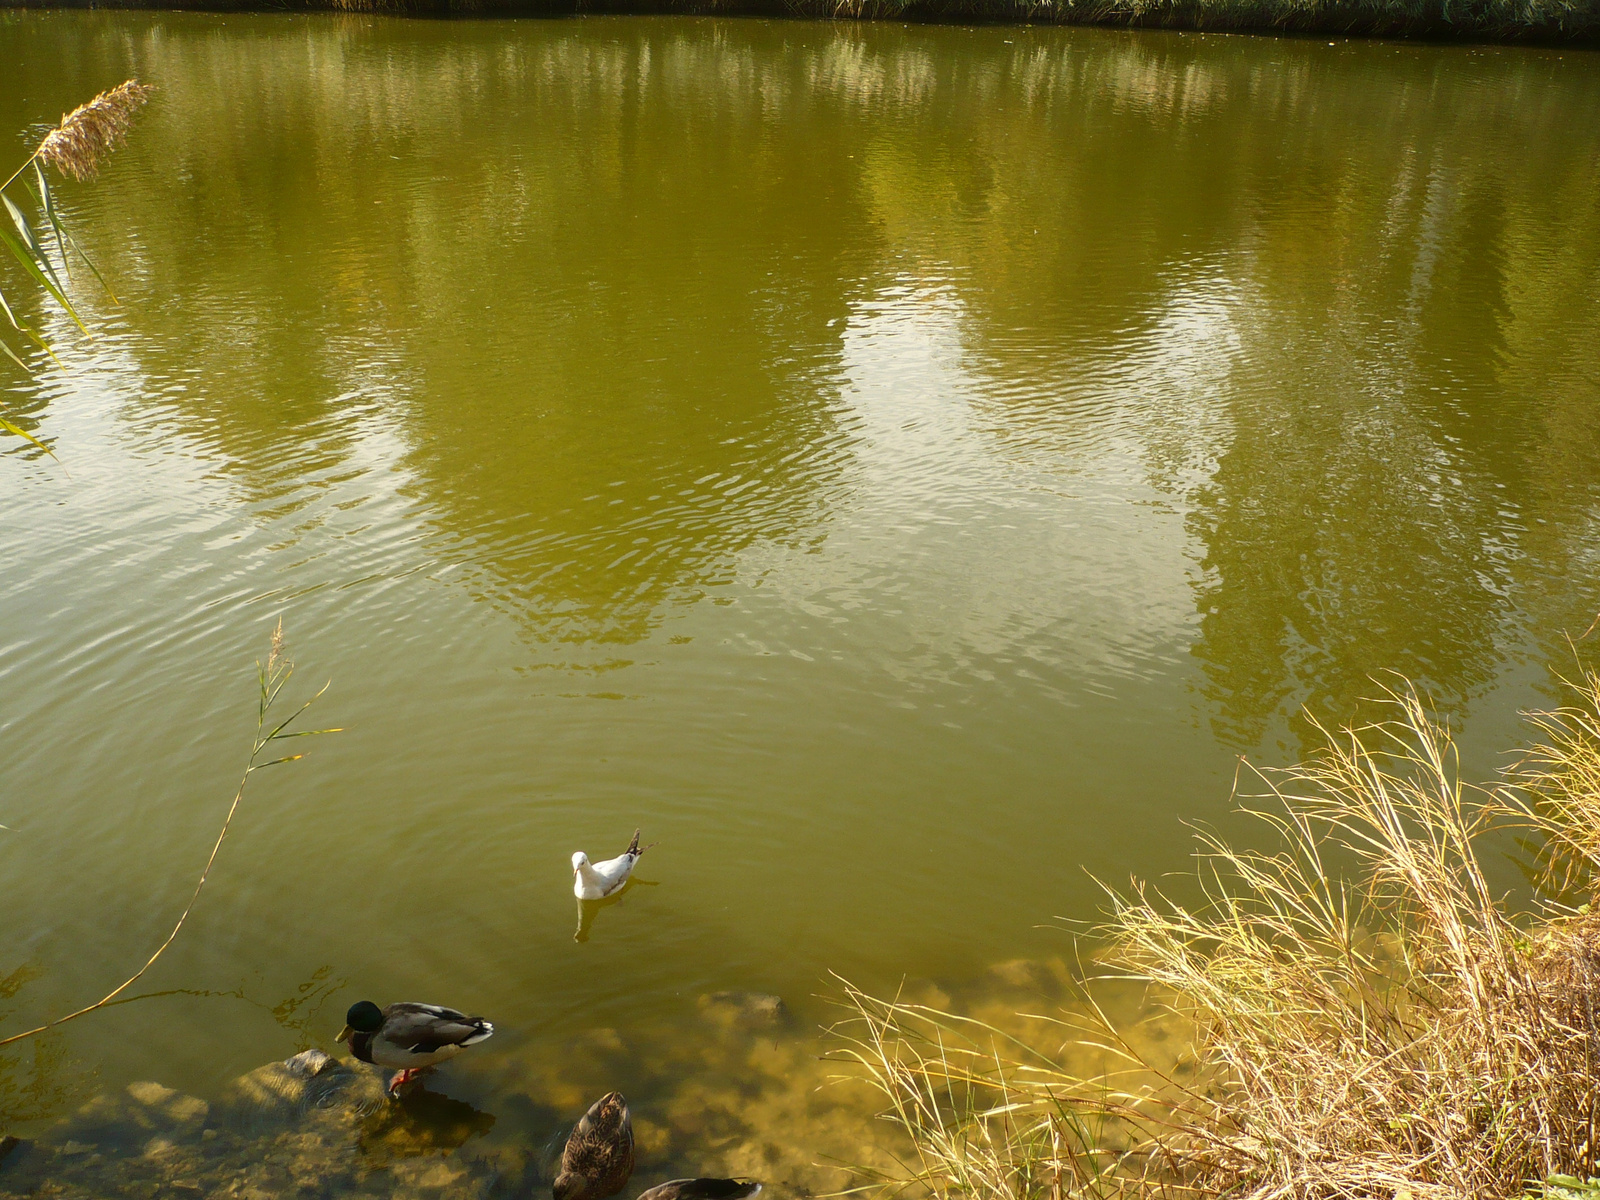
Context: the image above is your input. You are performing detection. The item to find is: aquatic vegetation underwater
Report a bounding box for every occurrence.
[0,986,911,1200]
[838,673,1600,1199]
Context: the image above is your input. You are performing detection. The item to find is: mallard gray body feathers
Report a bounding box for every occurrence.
[339,1001,493,1095]
[553,1091,634,1200]
[637,1181,762,1200]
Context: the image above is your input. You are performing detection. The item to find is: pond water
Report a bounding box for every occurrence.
[2,9,1599,1192]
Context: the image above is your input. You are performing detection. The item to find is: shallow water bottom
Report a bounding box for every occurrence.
[2,956,1164,1200]
[1,996,879,1200]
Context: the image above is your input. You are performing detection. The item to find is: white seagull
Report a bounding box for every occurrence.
[572,829,651,900]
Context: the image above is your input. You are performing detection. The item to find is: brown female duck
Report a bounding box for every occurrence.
[553,1092,634,1200]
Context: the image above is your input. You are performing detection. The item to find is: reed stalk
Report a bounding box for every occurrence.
[837,673,1600,1199]
[0,621,338,1048]
[1,80,154,458]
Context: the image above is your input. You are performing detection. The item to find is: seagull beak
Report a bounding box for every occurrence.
[337,1025,353,1042]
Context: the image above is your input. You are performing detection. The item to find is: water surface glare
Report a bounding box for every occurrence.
[2,9,1600,1185]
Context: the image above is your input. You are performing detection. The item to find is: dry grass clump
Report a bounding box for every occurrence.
[34,81,157,183]
[837,672,1600,1200]
[1519,692,1600,901]
[832,976,1197,1199]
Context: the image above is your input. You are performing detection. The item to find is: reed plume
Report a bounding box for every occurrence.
[1,79,153,427]
[35,80,155,183]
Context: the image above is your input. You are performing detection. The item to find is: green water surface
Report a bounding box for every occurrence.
[2,7,1599,1172]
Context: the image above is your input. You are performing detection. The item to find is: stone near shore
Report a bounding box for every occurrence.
[285,1048,334,1078]
[0,1049,498,1200]
[220,1048,383,1121]
[698,991,790,1029]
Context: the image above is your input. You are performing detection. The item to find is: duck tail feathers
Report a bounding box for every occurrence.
[462,1019,494,1045]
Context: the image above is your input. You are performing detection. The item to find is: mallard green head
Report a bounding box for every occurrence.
[338,1000,384,1042]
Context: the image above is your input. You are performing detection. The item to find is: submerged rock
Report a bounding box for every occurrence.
[126,1081,210,1130]
[0,1050,497,1200]
[984,957,1069,995]
[124,1082,174,1107]
[220,1048,386,1128]
[285,1048,334,1078]
[698,991,789,1029]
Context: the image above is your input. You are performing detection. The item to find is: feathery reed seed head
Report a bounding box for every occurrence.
[268,618,285,676]
[36,80,155,182]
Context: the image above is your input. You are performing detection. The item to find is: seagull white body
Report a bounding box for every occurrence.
[573,830,647,900]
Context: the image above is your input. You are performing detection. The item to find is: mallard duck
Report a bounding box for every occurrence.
[553,1091,634,1200]
[572,830,651,900]
[338,1000,494,1096]
[637,1181,762,1200]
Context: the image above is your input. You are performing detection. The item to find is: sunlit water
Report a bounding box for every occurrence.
[2,9,1599,1190]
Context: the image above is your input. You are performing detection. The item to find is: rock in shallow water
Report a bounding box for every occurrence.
[0,1052,498,1200]
[126,1081,209,1130]
[285,1048,334,1079]
[698,991,789,1029]
[221,1050,385,1125]
[124,1082,175,1108]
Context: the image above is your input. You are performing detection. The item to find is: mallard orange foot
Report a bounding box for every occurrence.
[387,1068,420,1095]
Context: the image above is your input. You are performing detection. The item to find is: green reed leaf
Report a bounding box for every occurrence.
[3,193,67,297]
[32,165,68,275]
[246,754,306,771]
[0,412,56,460]
[32,164,118,305]
[0,200,89,337]
[0,283,66,368]
[0,335,27,373]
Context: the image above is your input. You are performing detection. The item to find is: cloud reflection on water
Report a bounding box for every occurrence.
[5,16,1596,742]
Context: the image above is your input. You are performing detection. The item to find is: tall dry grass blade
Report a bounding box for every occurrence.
[1106,682,1595,1197]
[1514,665,1600,898]
[839,676,1600,1200]
[828,974,1194,1200]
